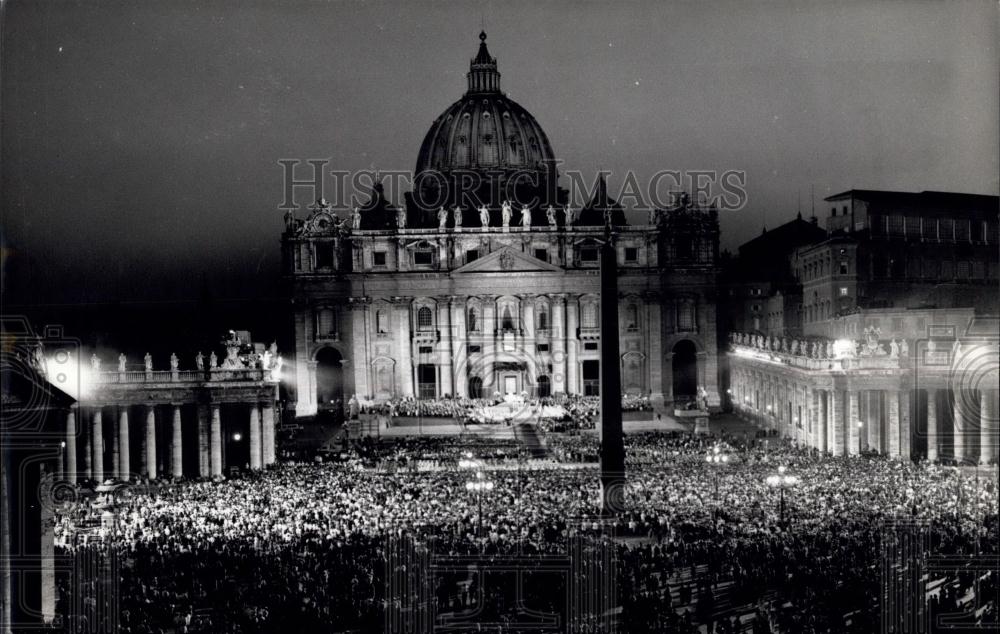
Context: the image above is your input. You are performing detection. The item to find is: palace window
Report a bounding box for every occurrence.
[536,344,549,353]
[467,307,479,332]
[579,246,598,263]
[414,250,433,266]
[626,304,639,332]
[534,248,548,262]
[317,307,337,338]
[417,306,433,330]
[376,309,388,334]
[373,251,387,267]
[501,306,516,331]
[624,247,638,263]
[466,249,479,263]
[315,243,335,269]
[839,287,849,297]
[839,260,848,275]
[581,303,599,329]
[677,301,694,331]
[537,307,549,331]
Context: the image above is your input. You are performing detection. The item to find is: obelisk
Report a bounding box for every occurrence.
[599,224,626,515]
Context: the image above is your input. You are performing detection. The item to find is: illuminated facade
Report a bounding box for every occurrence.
[282,33,722,416]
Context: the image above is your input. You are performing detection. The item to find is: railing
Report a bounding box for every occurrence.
[91,368,272,384]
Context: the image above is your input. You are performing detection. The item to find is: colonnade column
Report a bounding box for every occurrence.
[450,298,468,398]
[847,391,860,456]
[210,405,223,477]
[809,389,820,450]
[83,426,92,480]
[551,295,566,395]
[830,390,844,456]
[481,297,496,393]
[867,391,882,453]
[645,293,663,405]
[262,404,276,466]
[111,413,120,481]
[349,298,371,399]
[65,409,77,485]
[926,390,938,462]
[437,299,454,398]
[145,406,156,480]
[887,391,900,458]
[566,297,579,395]
[197,405,210,477]
[91,409,104,482]
[953,389,970,464]
[171,406,183,478]
[980,389,998,465]
[898,390,911,460]
[249,405,262,470]
[118,408,130,480]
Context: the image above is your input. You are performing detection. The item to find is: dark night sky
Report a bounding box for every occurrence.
[3,0,997,306]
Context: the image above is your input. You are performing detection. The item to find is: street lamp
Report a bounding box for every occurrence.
[765,465,799,526]
[704,445,730,498]
[465,472,494,540]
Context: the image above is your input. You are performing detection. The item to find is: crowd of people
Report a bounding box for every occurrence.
[54,431,997,633]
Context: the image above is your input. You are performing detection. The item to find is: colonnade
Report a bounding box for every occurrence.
[58,402,277,483]
[730,367,999,464]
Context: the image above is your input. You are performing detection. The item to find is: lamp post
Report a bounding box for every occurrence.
[465,473,494,539]
[765,465,799,527]
[704,445,730,498]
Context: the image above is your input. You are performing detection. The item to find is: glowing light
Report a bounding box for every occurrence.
[233,433,242,441]
[832,339,855,359]
[44,353,92,400]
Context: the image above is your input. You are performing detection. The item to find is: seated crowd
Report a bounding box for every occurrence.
[54,432,997,633]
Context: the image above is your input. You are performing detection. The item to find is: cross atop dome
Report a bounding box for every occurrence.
[468,31,501,94]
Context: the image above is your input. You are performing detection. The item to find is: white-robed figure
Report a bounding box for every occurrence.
[352,207,361,230]
[396,208,406,229]
[501,200,512,227]
[564,206,576,226]
[437,206,448,230]
[453,205,463,228]
[478,204,490,227]
[520,205,531,228]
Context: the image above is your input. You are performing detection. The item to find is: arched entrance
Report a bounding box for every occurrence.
[468,376,483,399]
[315,347,344,413]
[672,340,698,403]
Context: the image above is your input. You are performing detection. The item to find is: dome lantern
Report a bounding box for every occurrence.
[467,31,501,94]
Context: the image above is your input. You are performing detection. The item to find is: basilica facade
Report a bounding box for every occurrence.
[282,33,721,417]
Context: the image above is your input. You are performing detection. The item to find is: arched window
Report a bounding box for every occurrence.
[582,303,599,328]
[501,306,515,331]
[376,309,388,334]
[467,307,478,332]
[677,300,695,331]
[417,306,433,330]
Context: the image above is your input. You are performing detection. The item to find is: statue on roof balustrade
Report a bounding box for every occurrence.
[438,207,448,231]
[478,205,490,227]
[546,205,557,228]
[453,206,463,229]
[501,200,512,227]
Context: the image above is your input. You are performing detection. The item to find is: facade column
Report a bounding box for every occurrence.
[645,293,663,405]
[566,296,579,395]
[210,404,223,477]
[91,408,104,482]
[830,390,844,456]
[262,404,276,466]
[393,298,414,398]
[171,406,183,478]
[868,391,882,453]
[64,409,78,485]
[293,309,317,417]
[437,299,454,398]
[522,296,536,393]
[926,389,938,462]
[481,296,496,393]
[887,391,900,458]
[450,298,468,398]
[197,405,210,477]
[980,389,998,465]
[249,405,262,470]
[848,391,860,456]
[816,389,828,452]
[551,295,566,395]
[349,298,371,400]
[144,406,156,480]
[118,408,130,480]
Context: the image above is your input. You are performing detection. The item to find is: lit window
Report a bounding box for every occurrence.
[839,287,849,297]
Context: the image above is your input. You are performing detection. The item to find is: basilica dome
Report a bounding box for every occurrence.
[415,32,557,175]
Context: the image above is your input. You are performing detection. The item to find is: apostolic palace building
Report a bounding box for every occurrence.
[282,32,722,417]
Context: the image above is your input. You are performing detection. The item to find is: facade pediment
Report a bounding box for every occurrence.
[453,246,563,274]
